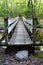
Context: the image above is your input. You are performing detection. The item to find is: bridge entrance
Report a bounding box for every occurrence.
[0,0,43,45]
[9,18,33,45]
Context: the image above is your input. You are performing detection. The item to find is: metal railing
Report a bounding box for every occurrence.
[0,17,19,45]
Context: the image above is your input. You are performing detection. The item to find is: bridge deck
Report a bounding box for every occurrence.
[9,20,33,45]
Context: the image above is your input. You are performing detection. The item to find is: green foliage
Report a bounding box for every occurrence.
[36,0,43,18]
[0,0,33,18]
[0,0,43,18]
[0,22,4,26]
[35,46,40,50]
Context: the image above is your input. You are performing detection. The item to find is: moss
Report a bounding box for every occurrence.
[34,53,43,58]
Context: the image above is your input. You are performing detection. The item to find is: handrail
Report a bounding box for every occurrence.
[23,18,33,33]
[8,19,18,34]
[0,17,19,45]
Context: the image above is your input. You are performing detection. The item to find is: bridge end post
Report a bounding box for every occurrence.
[33,17,37,44]
[4,17,8,45]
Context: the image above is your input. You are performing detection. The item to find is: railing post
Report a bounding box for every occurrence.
[4,18,8,45]
[33,17,37,44]
[32,0,37,44]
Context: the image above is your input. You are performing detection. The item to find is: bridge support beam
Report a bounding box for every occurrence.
[5,45,35,54]
[4,18,8,45]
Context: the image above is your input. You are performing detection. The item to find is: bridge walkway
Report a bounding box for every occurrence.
[9,20,33,45]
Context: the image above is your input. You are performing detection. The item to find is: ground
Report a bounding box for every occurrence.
[0,48,43,65]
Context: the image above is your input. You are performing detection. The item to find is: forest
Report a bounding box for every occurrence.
[0,0,43,18]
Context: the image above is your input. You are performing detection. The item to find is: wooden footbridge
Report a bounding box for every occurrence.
[0,17,41,45]
[9,19,33,45]
[0,0,43,46]
[0,17,33,45]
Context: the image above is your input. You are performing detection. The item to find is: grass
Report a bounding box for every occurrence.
[39,32,43,41]
[39,19,43,28]
[37,31,43,42]
[0,55,3,59]
[0,22,4,27]
[34,53,43,58]
[0,18,4,27]
[0,33,4,40]
[0,54,3,64]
